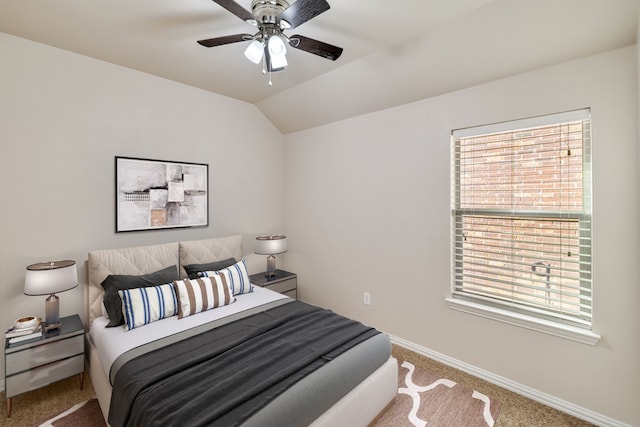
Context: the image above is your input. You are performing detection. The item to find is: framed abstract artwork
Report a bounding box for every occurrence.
[115,156,209,232]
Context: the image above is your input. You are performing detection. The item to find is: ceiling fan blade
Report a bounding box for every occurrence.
[279,0,330,29]
[197,34,253,47]
[211,0,255,24]
[288,35,343,61]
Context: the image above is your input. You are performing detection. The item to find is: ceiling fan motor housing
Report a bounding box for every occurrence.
[251,0,290,25]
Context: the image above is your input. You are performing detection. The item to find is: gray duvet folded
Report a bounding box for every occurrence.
[108,300,385,427]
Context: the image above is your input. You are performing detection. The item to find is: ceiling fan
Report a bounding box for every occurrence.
[197,0,343,83]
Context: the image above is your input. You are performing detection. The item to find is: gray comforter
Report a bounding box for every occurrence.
[108,300,380,427]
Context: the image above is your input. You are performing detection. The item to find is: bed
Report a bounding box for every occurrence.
[86,235,397,426]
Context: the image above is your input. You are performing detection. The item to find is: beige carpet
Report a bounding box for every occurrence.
[0,346,597,427]
[0,373,95,427]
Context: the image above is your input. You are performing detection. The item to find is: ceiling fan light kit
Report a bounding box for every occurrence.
[198,0,343,85]
[268,36,288,69]
[244,39,264,64]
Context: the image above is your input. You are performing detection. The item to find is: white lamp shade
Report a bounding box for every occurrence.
[24,260,78,296]
[254,235,287,255]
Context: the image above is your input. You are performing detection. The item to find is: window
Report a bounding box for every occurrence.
[450,109,595,340]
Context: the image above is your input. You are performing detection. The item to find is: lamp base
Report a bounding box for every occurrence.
[45,294,60,330]
[44,322,61,331]
[265,255,277,278]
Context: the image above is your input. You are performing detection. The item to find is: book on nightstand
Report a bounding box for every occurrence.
[5,319,42,339]
[8,331,43,344]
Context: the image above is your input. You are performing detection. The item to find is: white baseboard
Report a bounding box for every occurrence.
[389,335,631,427]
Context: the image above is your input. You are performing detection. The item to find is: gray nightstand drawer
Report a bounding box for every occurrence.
[250,270,297,300]
[5,354,84,398]
[267,277,296,294]
[282,289,297,299]
[6,334,83,375]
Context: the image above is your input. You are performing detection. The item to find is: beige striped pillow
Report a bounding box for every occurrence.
[173,276,235,318]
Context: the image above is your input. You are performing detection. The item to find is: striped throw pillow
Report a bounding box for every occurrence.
[173,276,235,319]
[202,259,253,295]
[119,283,178,330]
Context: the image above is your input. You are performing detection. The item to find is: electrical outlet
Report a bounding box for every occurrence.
[363,292,371,305]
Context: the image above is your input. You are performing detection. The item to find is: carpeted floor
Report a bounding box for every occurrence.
[0,372,95,427]
[0,345,596,427]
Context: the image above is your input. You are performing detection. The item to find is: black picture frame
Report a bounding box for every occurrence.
[115,156,209,232]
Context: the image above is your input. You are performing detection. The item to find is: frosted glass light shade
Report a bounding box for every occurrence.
[244,40,264,64]
[268,36,288,69]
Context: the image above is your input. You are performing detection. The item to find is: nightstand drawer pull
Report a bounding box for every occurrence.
[5,335,83,375]
[5,354,84,398]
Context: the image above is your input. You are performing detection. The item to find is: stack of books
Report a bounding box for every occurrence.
[5,318,43,343]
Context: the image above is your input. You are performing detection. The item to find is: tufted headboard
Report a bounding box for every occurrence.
[86,235,242,327]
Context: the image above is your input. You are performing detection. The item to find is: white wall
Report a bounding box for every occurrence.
[2,30,638,425]
[0,33,284,380]
[284,46,640,426]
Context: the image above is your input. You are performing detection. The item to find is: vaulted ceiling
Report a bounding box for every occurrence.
[1,0,637,133]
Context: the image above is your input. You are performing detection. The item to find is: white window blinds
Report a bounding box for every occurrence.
[451,109,592,329]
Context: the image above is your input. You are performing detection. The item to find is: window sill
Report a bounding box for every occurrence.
[445,297,601,346]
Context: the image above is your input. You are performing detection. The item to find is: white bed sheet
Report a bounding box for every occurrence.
[89,285,288,382]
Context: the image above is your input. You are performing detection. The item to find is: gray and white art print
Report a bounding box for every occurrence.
[116,156,208,232]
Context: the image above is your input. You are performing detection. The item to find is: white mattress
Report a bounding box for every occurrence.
[89,285,288,383]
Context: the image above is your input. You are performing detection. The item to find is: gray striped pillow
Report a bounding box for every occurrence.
[119,283,178,330]
[174,276,235,318]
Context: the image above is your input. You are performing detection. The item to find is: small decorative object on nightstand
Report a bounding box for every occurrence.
[254,235,287,278]
[24,260,78,331]
[4,314,84,418]
[250,269,297,299]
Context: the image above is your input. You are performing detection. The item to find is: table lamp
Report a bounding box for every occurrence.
[254,235,287,278]
[24,260,78,331]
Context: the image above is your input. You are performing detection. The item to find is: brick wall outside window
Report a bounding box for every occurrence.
[453,114,592,326]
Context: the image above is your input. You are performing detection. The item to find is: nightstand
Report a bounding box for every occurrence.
[250,269,297,299]
[4,314,84,418]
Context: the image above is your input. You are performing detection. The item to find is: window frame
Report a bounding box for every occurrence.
[448,109,600,345]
